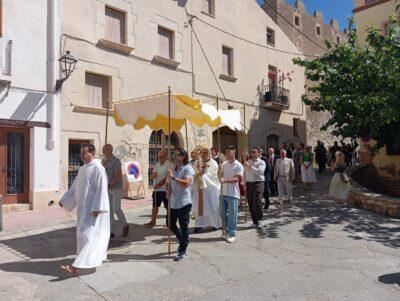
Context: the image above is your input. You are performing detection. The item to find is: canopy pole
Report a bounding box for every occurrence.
[105,103,110,145]
[185,119,189,151]
[167,87,172,255]
[243,105,248,223]
[216,96,224,237]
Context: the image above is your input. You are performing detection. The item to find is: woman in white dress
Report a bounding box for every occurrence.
[329,151,350,204]
[300,146,317,190]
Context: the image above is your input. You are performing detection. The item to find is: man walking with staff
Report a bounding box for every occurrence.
[167,148,195,261]
[145,150,169,227]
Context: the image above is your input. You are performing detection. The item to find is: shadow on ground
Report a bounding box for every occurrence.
[378,272,400,286]
[0,174,398,281]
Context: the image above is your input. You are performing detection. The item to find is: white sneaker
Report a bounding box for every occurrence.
[248,223,258,229]
[257,220,265,229]
[221,231,227,239]
[226,236,236,243]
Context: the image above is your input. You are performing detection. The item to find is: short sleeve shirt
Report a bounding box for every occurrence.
[171,164,195,209]
[102,155,122,189]
[221,160,244,199]
[154,160,169,192]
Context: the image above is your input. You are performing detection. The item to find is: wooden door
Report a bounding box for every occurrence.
[0,127,30,204]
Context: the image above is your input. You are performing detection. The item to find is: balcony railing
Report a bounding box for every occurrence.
[264,85,290,110]
[0,39,12,77]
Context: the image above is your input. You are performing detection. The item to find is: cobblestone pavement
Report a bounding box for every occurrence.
[0,173,399,301]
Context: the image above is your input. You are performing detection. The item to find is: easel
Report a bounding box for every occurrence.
[126,179,146,200]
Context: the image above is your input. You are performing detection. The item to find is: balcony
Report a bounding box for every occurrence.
[264,85,290,110]
[0,39,12,83]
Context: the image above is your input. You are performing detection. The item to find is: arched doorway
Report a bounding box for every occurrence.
[148,130,179,186]
[267,134,279,151]
[212,126,238,155]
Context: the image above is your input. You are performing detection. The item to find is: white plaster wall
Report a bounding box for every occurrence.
[60,0,306,193]
[0,0,60,206]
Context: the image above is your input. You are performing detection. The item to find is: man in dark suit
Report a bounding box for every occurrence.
[260,149,271,210]
[268,147,278,197]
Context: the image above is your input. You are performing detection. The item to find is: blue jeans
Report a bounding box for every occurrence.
[219,195,239,237]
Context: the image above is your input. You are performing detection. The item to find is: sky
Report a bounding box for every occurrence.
[257,0,354,30]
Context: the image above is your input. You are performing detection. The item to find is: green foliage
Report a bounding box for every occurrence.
[293,1,400,150]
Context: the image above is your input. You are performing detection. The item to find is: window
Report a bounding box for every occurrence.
[85,73,110,109]
[267,27,275,46]
[105,6,126,44]
[293,118,299,137]
[337,36,341,44]
[316,25,322,36]
[68,140,90,188]
[222,46,233,76]
[158,26,174,59]
[294,15,301,26]
[202,0,215,16]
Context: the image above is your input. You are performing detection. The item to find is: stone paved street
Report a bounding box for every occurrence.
[0,173,399,301]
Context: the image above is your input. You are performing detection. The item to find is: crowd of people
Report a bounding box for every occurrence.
[58,139,353,274]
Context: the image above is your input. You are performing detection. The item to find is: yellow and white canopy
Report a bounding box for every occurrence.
[113,93,241,132]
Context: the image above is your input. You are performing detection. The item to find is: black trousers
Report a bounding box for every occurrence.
[263,181,270,209]
[246,182,264,225]
[168,204,192,253]
[317,161,326,173]
[269,179,278,196]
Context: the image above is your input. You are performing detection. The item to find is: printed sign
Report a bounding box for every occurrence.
[125,161,142,182]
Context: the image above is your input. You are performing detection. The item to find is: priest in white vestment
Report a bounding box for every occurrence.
[193,148,221,233]
[59,144,110,275]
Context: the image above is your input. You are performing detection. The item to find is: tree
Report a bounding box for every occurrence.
[293,2,400,150]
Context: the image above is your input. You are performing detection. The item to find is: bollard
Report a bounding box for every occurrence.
[0,194,2,232]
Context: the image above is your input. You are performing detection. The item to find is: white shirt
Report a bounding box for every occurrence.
[246,158,266,182]
[279,157,289,176]
[154,160,169,192]
[221,160,244,199]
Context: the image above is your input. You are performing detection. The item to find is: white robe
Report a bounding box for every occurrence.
[60,159,110,269]
[193,159,221,228]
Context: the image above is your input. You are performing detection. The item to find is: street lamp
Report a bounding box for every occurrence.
[55,51,78,92]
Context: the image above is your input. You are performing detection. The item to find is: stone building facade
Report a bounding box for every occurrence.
[0,0,61,210]
[262,0,347,148]
[59,0,307,198]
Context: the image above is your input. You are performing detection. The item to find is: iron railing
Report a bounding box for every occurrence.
[264,85,290,107]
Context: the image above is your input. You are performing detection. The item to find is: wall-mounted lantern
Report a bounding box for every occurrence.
[55,51,78,92]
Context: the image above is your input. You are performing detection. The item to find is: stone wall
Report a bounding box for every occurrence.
[348,166,400,218]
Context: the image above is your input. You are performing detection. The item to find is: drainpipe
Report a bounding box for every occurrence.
[47,0,61,151]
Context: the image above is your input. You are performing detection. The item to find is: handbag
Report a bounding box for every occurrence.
[340,172,350,184]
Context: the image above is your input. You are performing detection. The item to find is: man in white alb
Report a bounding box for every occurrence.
[193,147,221,233]
[59,144,110,275]
[274,149,295,205]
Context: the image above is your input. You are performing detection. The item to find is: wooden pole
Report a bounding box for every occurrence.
[216,96,224,236]
[243,105,248,223]
[185,119,189,151]
[105,103,110,145]
[167,87,172,255]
